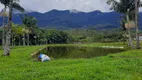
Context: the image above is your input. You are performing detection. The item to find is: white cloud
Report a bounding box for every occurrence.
[0,0,142,13]
[0,0,110,13]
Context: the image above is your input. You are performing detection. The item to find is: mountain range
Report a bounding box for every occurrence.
[0,9,142,30]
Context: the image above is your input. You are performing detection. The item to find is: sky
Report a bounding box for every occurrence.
[0,0,111,13]
[0,0,142,13]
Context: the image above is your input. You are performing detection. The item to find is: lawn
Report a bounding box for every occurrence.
[0,44,142,80]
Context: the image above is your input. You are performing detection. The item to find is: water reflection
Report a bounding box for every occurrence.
[40,46,125,59]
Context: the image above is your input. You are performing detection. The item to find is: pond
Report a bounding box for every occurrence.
[35,46,126,59]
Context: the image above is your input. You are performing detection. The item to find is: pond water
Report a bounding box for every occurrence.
[36,46,125,59]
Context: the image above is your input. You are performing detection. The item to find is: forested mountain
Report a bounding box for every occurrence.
[0,9,142,29]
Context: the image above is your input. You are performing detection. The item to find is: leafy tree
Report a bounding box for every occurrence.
[135,0,141,49]
[22,15,37,46]
[11,23,17,46]
[46,30,69,44]
[0,0,8,49]
[107,0,142,48]
[14,25,23,46]
[0,0,24,56]
[21,27,27,46]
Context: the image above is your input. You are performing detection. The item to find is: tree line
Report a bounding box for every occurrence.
[0,26,131,45]
[0,25,70,46]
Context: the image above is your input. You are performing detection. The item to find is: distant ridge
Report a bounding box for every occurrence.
[0,9,142,30]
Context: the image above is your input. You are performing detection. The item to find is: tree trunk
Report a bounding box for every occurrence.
[2,6,7,49]
[38,36,40,45]
[27,33,29,46]
[19,36,21,46]
[46,39,47,45]
[2,27,5,48]
[135,0,140,49]
[127,29,134,48]
[35,38,36,45]
[11,33,13,46]
[23,34,25,46]
[126,9,134,48]
[4,0,13,56]
[35,38,37,45]
[14,38,15,46]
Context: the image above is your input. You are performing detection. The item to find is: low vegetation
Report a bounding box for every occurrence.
[1,27,138,45]
[0,43,141,80]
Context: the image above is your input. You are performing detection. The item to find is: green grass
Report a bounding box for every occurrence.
[0,44,142,80]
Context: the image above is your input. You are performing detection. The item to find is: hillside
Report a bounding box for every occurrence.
[0,9,142,29]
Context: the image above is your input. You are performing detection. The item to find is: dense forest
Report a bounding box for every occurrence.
[0,24,137,46]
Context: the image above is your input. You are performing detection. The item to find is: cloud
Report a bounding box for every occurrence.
[14,0,111,13]
[0,0,142,13]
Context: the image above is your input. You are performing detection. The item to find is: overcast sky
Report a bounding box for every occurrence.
[0,0,142,13]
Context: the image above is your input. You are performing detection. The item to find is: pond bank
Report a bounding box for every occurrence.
[0,44,141,80]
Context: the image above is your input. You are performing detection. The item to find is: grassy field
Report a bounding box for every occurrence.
[0,44,142,80]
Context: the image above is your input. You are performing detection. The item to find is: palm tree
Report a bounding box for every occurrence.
[1,7,7,49]
[25,28,30,46]
[0,0,9,49]
[11,24,23,46]
[16,26,23,46]
[126,9,134,48]
[21,27,26,46]
[135,0,141,49]
[22,15,37,46]
[11,23,17,46]
[0,0,24,56]
[107,0,141,48]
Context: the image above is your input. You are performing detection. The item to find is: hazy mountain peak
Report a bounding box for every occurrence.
[69,9,81,13]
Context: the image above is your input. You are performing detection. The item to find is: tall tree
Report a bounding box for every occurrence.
[11,24,23,46]
[107,0,141,48]
[22,15,37,46]
[21,27,26,46]
[1,0,24,56]
[17,26,23,46]
[135,0,141,49]
[0,0,9,49]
